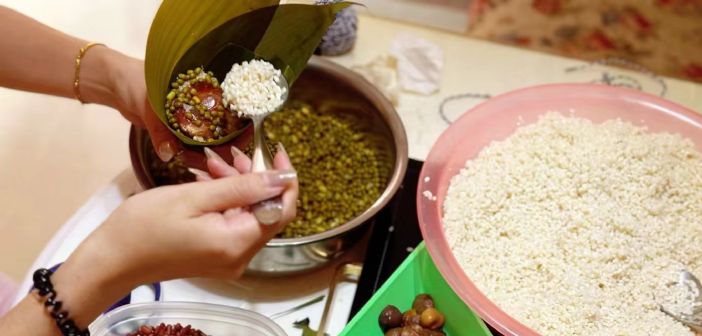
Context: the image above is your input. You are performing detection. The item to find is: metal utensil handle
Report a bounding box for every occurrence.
[250,116,283,225]
[268,294,326,320]
[317,262,363,336]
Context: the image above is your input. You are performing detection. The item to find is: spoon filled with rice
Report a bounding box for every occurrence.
[221,59,290,225]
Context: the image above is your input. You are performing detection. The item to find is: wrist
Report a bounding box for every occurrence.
[49,234,138,328]
[77,45,123,108]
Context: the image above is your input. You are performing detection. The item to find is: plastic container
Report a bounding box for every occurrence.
[90,302,286,336]
[340,242,491,336]
[417,83,702,335]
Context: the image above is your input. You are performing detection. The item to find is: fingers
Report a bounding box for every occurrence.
[184,170,297,213]
[273,143,293,170]
[204,147,238,177]
[221,209,283,251]
[179,146,231,171]
[279,179,299,229]
[218,211,273,273]
[188,168,212,182]
[223,207,243,220]
[231,146,252,173]
[143,106,181,162]
[273,143,298,227]
[179,144,248,173]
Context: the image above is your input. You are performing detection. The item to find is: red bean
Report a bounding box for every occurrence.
[127,323,207,336]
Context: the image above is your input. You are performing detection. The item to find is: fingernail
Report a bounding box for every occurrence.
[203,147,225,164]
[261,169,297,188]
[188,168,211,180]
[276,142,288,156]
[231,146,246,158]
[157,142,174,162]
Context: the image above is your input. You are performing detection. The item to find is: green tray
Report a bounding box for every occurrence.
[341,242,491,336]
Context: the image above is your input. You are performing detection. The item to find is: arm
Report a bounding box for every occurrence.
[0,6,178,161]
[0,148,297,335]
[0,6,88,99]
[0,244,136,335]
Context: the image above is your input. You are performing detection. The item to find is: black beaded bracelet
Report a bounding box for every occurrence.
[32,268,90,336]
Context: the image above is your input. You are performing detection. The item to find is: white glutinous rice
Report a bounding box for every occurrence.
[443,113,702,335]
[221,59,284,118]
[423,190,437,201]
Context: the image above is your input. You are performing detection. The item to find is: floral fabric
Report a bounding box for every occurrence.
[467,0,702,83]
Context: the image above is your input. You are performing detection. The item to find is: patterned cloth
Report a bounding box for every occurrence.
[0,272,17,316]
[467,0,702,83]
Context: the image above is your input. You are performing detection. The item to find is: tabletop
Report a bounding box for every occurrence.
[1,0,701,314]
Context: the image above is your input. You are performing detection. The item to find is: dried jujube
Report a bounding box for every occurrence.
[385,327,403,336]
[412,294,435,314]
[379,305,403,331]
[378,293,447,335]
[419,307,445,330]
[402,309,421,326]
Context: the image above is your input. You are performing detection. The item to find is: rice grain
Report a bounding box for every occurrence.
[443,113,702,335]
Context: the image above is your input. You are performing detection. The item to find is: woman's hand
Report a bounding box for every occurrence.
[0,147,297,334]
[48,148,297,327]
[103,52,252,166]
[102,51,180,162]
[0,7,179,162]
[77,146,296,280]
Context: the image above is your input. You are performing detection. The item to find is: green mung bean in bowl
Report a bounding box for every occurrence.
[129,56,408,275]
[262,101,389,238]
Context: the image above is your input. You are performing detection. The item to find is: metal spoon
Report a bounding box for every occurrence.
[248,73,290,225]
[660,270,702,333]
[268,294,325,320]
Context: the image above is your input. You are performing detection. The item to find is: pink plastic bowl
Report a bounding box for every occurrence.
[417,83,702,335]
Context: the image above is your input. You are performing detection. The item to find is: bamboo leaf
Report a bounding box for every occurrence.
[145,0,351,146]
[255,2,352,85]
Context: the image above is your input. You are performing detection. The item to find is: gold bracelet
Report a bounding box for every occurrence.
[73,42,106,103]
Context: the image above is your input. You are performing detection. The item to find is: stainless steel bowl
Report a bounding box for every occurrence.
[129,56,408,275]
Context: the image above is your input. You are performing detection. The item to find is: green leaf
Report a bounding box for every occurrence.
[145,0,351,146]
[255,2,352,85]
